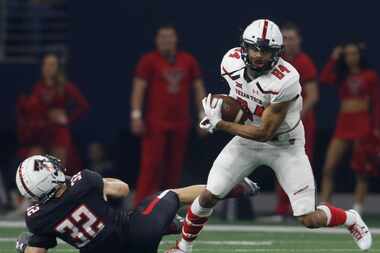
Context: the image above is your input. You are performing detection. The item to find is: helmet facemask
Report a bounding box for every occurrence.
[38,155,67,203]
[241,38,283,75]
[44,154,67,177]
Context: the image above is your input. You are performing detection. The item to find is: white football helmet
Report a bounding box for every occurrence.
[241,19,283,73]
[16,155,66,203]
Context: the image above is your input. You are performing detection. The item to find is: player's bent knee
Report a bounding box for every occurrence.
[199,189,219,208]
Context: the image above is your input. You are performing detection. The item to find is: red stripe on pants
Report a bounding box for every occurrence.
[142,197,160,215]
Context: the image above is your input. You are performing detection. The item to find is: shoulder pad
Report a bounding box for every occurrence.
[221,47,245,76]
[271,58,300,86]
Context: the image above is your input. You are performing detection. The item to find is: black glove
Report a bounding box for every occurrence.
[16,232,32,253]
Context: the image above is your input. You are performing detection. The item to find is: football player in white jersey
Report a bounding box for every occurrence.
[166,19,372,253]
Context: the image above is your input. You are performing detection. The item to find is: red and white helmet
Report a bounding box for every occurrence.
[16,155,66,203]
[241,19,283,73]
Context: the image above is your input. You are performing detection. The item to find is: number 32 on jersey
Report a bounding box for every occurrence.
[55,205,104,248]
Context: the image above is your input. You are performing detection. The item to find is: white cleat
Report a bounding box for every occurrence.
[347,209,372,251]
[243,177,260,196]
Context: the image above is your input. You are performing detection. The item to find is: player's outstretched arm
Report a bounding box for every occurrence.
[103,178,130,200]
[216,101,291,142]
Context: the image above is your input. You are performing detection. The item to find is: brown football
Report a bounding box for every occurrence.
[211,94,247,124]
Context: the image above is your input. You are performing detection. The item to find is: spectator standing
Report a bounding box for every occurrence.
[131,25,206,206]
[29,53,89,175]
[320,42,380,214]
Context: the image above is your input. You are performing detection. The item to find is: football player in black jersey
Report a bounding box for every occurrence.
[15,155,259,253]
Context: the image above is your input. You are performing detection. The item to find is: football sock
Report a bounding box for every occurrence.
[317,204,356,227]
[178,197,213,252]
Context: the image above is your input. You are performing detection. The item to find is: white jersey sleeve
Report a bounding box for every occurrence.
[220,47,246,98]
[220,48,245,85]
[270,73,301,104]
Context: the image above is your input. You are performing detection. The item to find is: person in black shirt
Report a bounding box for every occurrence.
[15,155,259,253]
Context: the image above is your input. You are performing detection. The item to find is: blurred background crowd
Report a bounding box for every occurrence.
[0,0,379,221]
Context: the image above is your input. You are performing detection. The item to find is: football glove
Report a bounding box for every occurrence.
[202,94,223,128]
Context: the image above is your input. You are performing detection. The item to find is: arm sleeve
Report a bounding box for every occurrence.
[65,83,90,123]
[28,234,57,249]
[320,58,338,84]
[134,54,153,81]
[271,76,301,104]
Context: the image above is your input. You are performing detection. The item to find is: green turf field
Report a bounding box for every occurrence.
[0,225,378,253]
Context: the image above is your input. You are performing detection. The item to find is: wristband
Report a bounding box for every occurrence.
[131,110,142,119]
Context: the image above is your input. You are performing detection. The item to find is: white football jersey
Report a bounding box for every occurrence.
[220,47,305,145]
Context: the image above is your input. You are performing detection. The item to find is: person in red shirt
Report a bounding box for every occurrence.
[30,53,90,175]
[269,22,319,219]
[320,42,380,214]
[16,93,47,158]
[131,25,206,206]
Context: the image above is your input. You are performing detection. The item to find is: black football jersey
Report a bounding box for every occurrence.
[25,169,129,252]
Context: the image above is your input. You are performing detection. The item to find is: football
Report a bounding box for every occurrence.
[211,94,247,124]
